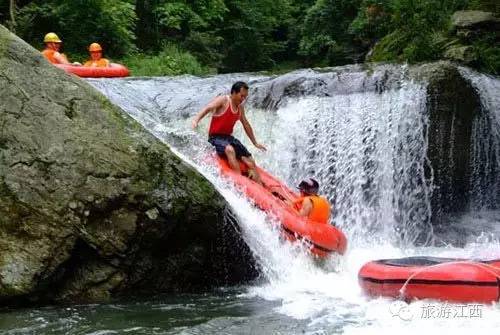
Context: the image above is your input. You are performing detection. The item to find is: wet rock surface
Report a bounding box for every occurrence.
[0,25,257,306]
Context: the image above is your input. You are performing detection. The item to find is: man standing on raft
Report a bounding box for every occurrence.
[192,81,266,184]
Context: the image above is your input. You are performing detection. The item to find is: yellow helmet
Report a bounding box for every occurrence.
[88,42,102,52]
[43,32,62,43]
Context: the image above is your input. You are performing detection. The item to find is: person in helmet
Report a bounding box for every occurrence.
[41,33,81,66]
[41,32,70,64]
[292,178,331,223]
[83,43,110,67]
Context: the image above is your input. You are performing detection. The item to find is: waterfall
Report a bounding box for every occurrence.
[460,68,500,211]
[88,65,435,248]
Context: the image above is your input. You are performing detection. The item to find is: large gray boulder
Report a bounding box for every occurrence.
[0,25,257,305]
[443,11,499,69]
[451,10,499,30]
[443,45,476,64]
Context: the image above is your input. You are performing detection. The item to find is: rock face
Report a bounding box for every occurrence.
[451,10,500,30]
[445,10,500,65]
[415,62,482,229]
[0,25,257,305]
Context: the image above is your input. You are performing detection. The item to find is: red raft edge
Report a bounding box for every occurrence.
[358,257,500,303]
[214,155,347,258]
[55,63,130,78]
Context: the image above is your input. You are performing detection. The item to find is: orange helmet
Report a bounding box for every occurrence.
[88,43,103,52]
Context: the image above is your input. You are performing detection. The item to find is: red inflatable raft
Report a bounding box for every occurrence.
[214,156,347,258]
[55,63,129,78]
[359,256,500,303]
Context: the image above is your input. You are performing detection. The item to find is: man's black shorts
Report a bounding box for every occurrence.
[208,134,251,159]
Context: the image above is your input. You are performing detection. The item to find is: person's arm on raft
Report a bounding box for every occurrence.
[191,96,225,129]
[298,197,313,217]
[289,198,313,217]
[57,53,82,66]
[51,51,70,64]
[240,106,267,151]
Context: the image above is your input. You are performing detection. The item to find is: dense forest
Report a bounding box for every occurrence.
[0,0,498,75]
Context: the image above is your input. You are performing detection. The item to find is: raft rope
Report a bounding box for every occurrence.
[399,260,500,299]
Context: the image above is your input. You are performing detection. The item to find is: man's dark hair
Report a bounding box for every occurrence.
[298,178,319,195]
[231,81,249,94]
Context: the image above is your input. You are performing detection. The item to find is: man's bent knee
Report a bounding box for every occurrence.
[224,145,236,157]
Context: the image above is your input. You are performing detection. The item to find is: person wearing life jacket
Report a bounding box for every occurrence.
[293,178,331,224]
[41,33,81,66]
[191,81,267,184]
[84,43,110,67]
[41,32,70,64]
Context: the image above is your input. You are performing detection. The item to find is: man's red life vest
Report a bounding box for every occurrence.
[293,195,331,223]
[208,97,241,136]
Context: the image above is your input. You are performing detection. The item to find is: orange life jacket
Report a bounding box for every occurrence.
[41,49,68,64]
[83,58,110,68]
[41,49,57,63]
[293,195,331,223]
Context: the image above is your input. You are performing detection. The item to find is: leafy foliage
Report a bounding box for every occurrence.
[15,0,136,56]
[121,44,212,76]
[218,0,293,72]
[299,0,362,65]
[0,0,498,74]
[468,0,500,13]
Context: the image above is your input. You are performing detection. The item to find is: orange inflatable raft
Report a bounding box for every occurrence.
[359,256,500,303]
[55,63,129,78]
[214,156,347,258]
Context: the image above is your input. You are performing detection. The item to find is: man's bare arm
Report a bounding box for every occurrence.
[240,107,267,151]
[54,52,70,64]
[192,96,225,129]
[298,198,313,217]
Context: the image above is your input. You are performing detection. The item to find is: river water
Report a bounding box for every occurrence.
[1,67,499,334]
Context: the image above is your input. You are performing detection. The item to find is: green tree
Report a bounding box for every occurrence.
[275,0,316,66]
[0,1,9,26]
[367,0,468,63]
[14,0,136,58]
[0,0,16,31]
[299,0,362,66]
[135,0,161,51]
[349,0,392,52]
[468,0,500,13]
[219,0,293,72]
[152,0,227,67]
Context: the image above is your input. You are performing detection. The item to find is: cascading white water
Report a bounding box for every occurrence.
[460,68,500,211]
[246,85,433,247]
[88,70,434,247]
[88,67,500,333]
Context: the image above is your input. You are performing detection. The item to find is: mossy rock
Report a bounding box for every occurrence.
[0,25,257,306]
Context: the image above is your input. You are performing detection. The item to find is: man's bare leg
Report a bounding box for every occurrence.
[224,145,241,174]
[241,156,263,186]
